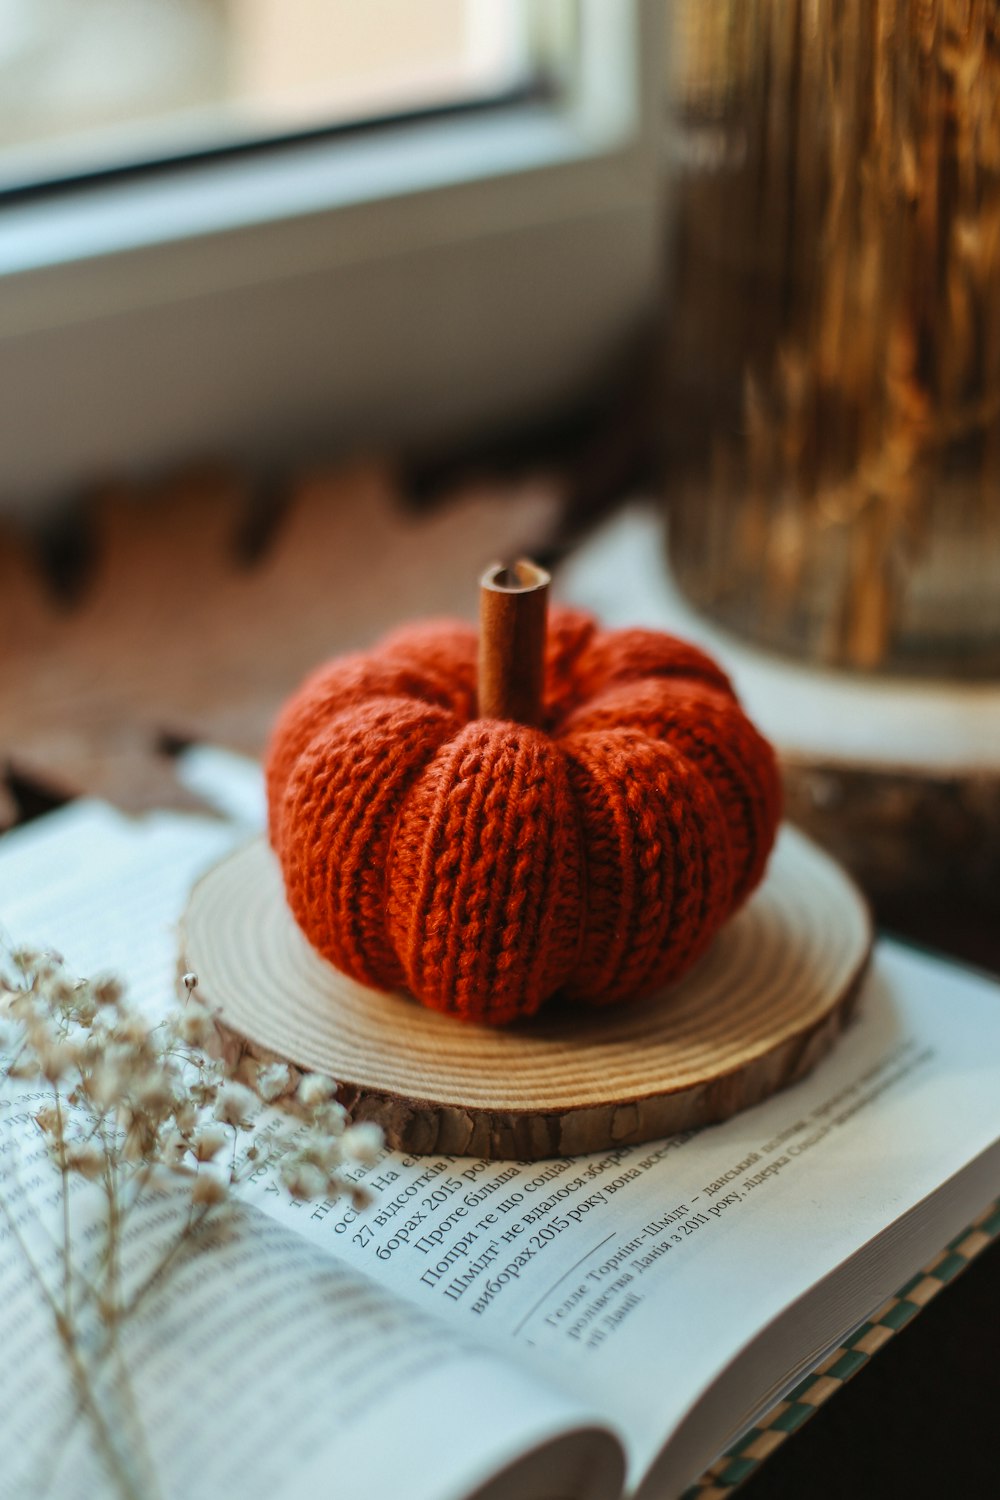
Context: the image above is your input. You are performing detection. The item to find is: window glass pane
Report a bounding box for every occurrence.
[0,0,570,193]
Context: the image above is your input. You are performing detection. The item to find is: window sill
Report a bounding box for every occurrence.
[0,0,662,512]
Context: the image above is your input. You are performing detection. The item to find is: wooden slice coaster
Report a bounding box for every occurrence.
[181,826,872,1160]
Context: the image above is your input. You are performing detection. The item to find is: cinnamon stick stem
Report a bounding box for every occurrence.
[478,560,550,725]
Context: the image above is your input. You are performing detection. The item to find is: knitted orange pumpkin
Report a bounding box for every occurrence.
[266,568,780,1026]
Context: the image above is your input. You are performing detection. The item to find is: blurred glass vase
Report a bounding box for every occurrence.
[664,0,1000,676]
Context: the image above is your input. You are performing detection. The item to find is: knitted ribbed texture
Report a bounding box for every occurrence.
[266,608,781,1025]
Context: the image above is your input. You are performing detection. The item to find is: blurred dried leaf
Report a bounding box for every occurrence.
[0,462,559,824]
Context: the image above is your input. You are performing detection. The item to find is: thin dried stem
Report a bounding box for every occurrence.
[54,1087,73,1330]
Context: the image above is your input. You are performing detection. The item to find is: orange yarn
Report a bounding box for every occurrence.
[266,609,781,1025]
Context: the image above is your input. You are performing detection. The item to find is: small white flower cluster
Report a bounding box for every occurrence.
[0,948,383,1216]
[276,1073,382,1205]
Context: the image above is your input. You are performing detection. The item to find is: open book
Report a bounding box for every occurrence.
[3,778,1000,1500]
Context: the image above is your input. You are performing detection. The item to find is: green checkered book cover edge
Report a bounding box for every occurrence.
[682,1198,1000,1498]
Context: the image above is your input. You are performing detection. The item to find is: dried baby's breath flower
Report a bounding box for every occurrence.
[161,1128,189,1169]
[212,1082,257,1128]
[84,1058,125,1110]
[297,1073,337,1108]
[191,1124,228,1162]
[64,1143,105,1180]
[190,1167,229,1207]
[115,1012,152,1047]
[93,975,123,1009]
[38,1037,79,1083]
[176,1004,217,1051]
[134,1075,175,1118]
[0,944,384,1500]
[34,1105,60,1136]
[312,1100,348,1137]
[255,1062,294,1103]
[50,976,80,1009]
[70,989,98,1027]
[280,1159,328,1201]
[343,1122,383,1166]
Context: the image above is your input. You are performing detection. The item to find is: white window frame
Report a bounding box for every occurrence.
[0,0,662,514]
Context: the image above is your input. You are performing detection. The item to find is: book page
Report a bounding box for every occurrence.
[1,805,238,1022]
[259,946,1000,1492]
[0,812,623,1500]
[0,799,134,908]
[175,745,268,830]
